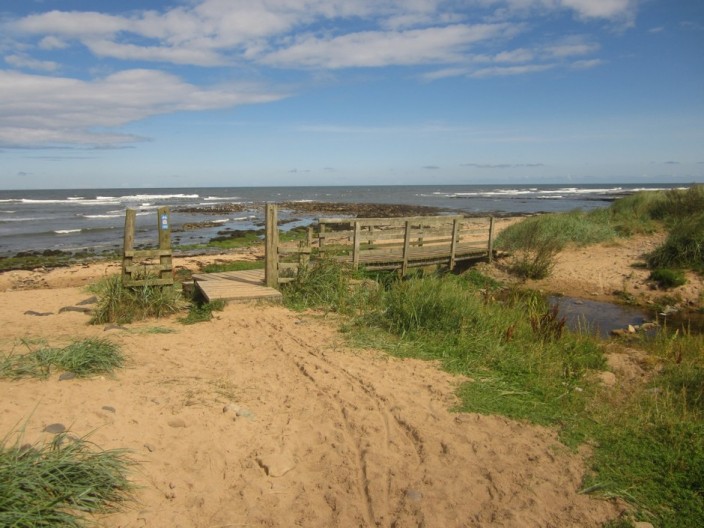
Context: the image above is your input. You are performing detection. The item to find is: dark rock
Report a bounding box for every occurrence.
[43,423,66,434]
[101,405,116,413]
[24,310,52,316]
[59,372,76,381]
[58,306,92,314]
[76,296,98,306]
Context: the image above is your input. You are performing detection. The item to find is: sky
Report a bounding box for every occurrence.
[0,0,702,190]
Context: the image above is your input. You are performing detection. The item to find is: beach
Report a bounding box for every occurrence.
[3,214,703,526]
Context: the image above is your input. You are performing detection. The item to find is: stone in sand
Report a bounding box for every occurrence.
[59,372,76,381]
[43,423,66,434]
[167,418,187,428]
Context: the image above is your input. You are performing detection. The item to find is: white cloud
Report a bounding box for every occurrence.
[4,53,59,72]
[0,69,286,148]
[261,24,516,68]
[570,58,604,69]
[471,63,554,78]
[38,36,68,50]
[5,1,634,68]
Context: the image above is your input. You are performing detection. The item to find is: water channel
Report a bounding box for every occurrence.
[548,295,704,339]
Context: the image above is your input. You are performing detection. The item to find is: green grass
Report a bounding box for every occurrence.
[202,260,264,273]
[179,299,226,325]
[0,429,135,527]
[0,339,124,380]
[495,186,704,280]
[284,262,704,526]
[89,274,187,324]
[647,213,704,271]
[649,268,687,289]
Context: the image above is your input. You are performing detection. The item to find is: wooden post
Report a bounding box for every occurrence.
[318,223,326,255]
[265,203,279,287]
[401,220,411,276]
[352,221,361,270]
[449,218,460,270]
[122,208,136,283]
[157,206,172,281]
[488,216,495,263]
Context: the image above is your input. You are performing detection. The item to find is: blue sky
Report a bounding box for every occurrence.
[0,0,702,189]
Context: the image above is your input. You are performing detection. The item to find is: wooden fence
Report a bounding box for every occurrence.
[264,204,494,287]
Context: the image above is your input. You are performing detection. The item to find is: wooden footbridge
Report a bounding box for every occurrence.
[123,204,495,302]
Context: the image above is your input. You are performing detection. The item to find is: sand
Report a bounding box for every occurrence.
[4,230,700,527]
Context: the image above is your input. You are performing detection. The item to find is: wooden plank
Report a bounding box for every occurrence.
[194,273,282,303]
[265,204,279,288]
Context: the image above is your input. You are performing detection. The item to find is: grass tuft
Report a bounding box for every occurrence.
[89,275,187,324]
[0,339,124,379]
[0,429,135,527]
[179,299,226,325]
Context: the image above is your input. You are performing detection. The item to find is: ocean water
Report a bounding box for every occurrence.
[0,184,684,257]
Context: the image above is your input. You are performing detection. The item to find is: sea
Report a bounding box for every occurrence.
[0,184,687,257]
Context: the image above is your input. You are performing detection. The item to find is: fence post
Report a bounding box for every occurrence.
[352,220,361,270]
[122,208,136,283]
[401,220,411,276]
[265,203,279,287]
[449,218,460,270]
[157,206,172,282]
[488,216,495,263]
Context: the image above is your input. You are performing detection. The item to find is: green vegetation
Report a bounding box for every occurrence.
[202,259,264,273]
[0,339,124,379]
[649,268,687,289]
[179,299,226,325]
[89,275,186,324]
[283,262,704,526]
[0,429,134,527]
[496,185,704,281]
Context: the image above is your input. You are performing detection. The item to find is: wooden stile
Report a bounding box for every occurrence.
[122,206,173,287]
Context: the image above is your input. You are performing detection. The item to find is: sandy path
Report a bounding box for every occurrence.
[0,284,621,527]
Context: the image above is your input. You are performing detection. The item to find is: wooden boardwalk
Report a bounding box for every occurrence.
[192,269,282,303]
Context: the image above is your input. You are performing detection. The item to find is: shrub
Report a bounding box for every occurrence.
[647,213,704,270]
[649,268,687,289]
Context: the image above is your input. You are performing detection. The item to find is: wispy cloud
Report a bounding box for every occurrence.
[0,69,285,148]
[0,0,641,148]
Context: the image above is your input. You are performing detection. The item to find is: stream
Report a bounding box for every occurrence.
[549,295,704,339]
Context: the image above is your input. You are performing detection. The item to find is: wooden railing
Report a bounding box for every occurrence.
[264,204,495,286]
[316,215,494,274]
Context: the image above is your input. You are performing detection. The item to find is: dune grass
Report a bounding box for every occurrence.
[179,299,226,325]
[201,260,264,273]
[89,274,187,324]
[0,429,135,527]
[283,261,704,526]
[0,338,124,380]
[495,186,704,281]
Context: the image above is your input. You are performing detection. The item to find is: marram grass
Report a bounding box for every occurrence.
[0,429,135,527]
[0,339,124,379]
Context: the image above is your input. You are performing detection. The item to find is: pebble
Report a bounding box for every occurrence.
[144,443,156,452]
[59,372,76,381]
[43,423,66,434]
[101,405,116,413]
[167,418,187,428]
